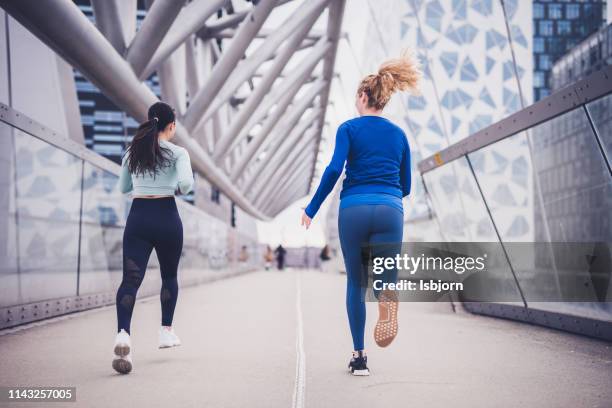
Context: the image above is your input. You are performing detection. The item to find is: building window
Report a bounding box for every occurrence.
[566,4,579,19]
[534,3,544,19]
[548,3,562,19]
[534,37,545,53]
[539,20,554,37]
[534,71,545,88]
[557,20,571,35]
[539,54,552,70]
[211,185,221,204]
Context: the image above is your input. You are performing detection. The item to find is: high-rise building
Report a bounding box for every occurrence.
[73,0,159,163]
[550,22,612,89]
[532,22,612,245]
[532,0,606,101]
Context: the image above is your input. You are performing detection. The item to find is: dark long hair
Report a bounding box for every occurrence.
[126,102,175,177]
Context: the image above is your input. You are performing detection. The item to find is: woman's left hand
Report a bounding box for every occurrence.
[301,211,312,229]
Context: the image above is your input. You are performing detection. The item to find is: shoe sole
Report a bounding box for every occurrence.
[114,343,130,357]
[112,357,132,374]
[158,343,181,349]
[374,292,398,348]
[350,369,370,376]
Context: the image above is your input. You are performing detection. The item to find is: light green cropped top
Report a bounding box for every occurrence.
[119,140,194,196]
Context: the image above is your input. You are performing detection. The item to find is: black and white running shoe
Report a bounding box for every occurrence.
[348,351,369,376]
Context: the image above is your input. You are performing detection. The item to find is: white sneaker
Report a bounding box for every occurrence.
[112,329,132,374]
[158,327,181,349]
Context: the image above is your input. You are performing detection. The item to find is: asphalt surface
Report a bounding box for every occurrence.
[1,270,611,408]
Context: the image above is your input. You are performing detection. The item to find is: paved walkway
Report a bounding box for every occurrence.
[1,270,610,408]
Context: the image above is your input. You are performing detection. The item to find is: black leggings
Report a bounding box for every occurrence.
[116,197,183,333]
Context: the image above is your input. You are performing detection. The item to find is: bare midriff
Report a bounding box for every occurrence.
[133,195,174,199]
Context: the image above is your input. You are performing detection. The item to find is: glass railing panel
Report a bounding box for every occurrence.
[468,131,565,305]
[77,162,128,295]
[467,107,612,318]
[528,106,612,319]
[422,157,497,242]
[177,201,229,275]
[0,122,19,307]
[529,107,612,243]
[12,128,82,305]
[420,156,524,302]
[585,92,612,311]
[586,92,612,168]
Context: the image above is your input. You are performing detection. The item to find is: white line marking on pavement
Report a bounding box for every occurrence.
[292,272,306,408]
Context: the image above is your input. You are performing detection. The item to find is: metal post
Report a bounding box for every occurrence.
[181,0,278,132]
[91,0,127,53]
[125,0,185,78]
[200,0,330,124]
[248,124,318,200]
[229,80,326,180]
[308,0,345,187]
[242,107,321,189]
[465,155,527,308]
[197,10,250,38]
[212,36,330,160]
[0,0,269,219]
[138,0,229,80]
[261,158,313,213]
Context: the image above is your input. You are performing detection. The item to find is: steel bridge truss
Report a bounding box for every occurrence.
[0,0,346,219]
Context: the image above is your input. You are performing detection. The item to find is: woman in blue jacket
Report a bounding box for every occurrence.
[301,53,421,376]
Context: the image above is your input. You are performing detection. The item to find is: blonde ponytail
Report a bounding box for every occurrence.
[357,50,422,110]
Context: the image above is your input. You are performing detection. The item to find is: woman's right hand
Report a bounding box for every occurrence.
[301,211,312,229]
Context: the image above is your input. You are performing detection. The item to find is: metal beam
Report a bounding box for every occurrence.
[197,10,250,38]
[139,0,228,80]
[195,0,330,130]
[244,107,321,192]
[267,180,309,215]
[223,77,308,171]
[262,162,312,212]
[0,0,268,220]
[418,64,612,174]
[91,0,127,53]
[118,0,138,45]
[261,159,312,213]
[181,0,278,132]
[230,79,326,180]
[254,142,315,207]
[185,36,202,99]
[308,0,346,188]
[271,180,310,215]
[248,123,319,200]
[260,148,315,205]
[157,45,187,115]
[211,27,324,41]
[125,0,185,78]
[212,35,330,161]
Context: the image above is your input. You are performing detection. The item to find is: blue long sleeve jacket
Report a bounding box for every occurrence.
[305,116,411,218]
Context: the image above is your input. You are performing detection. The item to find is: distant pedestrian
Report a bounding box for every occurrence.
[264,245,274,270]
[274,245,287,270]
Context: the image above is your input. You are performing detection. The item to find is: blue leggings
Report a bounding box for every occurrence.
[338,204,403,351]
[116,197,183,333]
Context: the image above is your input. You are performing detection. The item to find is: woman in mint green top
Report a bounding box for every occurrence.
[118,129,194,196]
[112,102,193,375]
